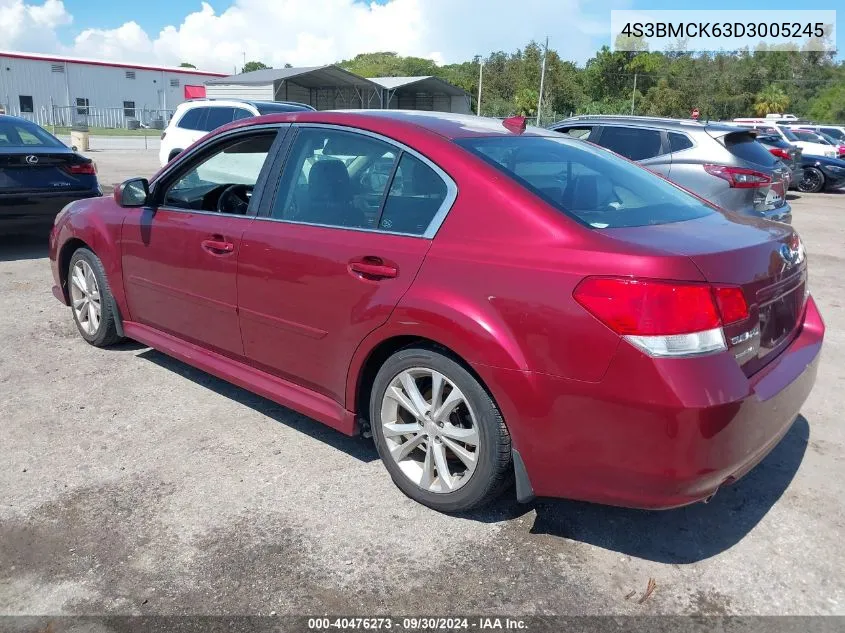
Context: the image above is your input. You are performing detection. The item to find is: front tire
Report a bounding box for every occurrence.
[370,346,512,513]
[68,248,123,347]
[798,167,825,194]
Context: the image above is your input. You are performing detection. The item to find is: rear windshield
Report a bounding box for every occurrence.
[254,103,314,115]
[455,136,715,229]
[0,119,64,148]
[724,133,777,167]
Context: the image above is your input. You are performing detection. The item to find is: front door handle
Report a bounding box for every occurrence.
[349,257,398,280]
[201,238,234,254]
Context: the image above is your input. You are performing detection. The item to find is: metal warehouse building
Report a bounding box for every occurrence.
[0,51,225,129]
[205,65,384,110]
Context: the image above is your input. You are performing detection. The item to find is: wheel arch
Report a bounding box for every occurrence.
[57,237,93,304]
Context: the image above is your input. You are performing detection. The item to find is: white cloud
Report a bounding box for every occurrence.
[1,0,630,72]
[0,0,71,51]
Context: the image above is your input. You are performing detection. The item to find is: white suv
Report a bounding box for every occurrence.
[159,98,315,167]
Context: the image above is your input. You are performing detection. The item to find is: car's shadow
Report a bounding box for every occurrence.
[0,233,50,262]
[475,415,809,564]
[135,345,809,562]
[136,348,379,463]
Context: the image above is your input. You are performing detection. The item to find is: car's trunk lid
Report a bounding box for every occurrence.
[0,149,93,194]
[605,212,808,374]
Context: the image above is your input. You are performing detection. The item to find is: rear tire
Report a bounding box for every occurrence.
[798,167,825,194]
[68,248,123,347]
[370,346,512,513]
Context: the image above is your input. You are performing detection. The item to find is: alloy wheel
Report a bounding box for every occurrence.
[380,367,479,493]
[799,168,824,193]
[69,260,102,336]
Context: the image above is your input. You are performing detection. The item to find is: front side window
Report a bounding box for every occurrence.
[162,133,275,214]
[456,135,715,229]
[597,126,664,161]
[271,128,399,229]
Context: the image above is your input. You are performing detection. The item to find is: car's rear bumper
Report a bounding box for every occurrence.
[480,295,824,510]
[0,190,101,231]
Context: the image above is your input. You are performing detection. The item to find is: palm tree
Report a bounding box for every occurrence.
[754,84,790,116]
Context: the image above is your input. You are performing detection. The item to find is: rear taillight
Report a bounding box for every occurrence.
[62,162,97,175]
[573,277,749,358]
[769,148,790,160]
[703,164,771,188]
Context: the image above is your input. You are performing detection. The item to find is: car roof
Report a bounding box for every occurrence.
[551,114,742,134]
[212,109,560,140]
[179,98,314,110]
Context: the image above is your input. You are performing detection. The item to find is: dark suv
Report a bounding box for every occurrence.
[550,115,792,224]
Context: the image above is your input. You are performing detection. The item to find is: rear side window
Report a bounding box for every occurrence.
[598,126,664,161]
[378,153,448,235]
[456,136,714,229]
[668,132,693,152]
[723,133,777,167]
[204,107,237,131]
[177,107,207,131]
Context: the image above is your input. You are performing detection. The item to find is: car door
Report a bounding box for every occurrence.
[593,125,671,177]
[237,125,455,403]
[121,125,285,358]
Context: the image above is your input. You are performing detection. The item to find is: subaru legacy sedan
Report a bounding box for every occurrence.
[49,110,824,513]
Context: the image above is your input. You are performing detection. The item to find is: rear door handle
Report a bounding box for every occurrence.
[201,238,234,254]
[349,258,398,280]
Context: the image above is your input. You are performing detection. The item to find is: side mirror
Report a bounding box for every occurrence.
[114,178,150,207]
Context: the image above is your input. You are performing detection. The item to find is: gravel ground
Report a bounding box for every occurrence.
[1,149,843,616]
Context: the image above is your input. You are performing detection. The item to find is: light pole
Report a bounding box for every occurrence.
[477,59,484,116]
[537,36,548,126]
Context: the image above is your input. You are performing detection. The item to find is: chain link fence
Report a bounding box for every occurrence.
[0,103,174,131]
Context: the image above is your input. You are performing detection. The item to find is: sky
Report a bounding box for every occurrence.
[0,0,840,73]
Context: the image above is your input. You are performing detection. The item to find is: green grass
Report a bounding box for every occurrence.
[49,126,162,137]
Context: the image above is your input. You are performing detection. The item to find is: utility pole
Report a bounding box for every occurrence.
[477,59,484,116]
[630,72,637,115]
[537,36,548,126]
[242,52,246,72]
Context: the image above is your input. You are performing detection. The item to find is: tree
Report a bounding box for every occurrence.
[179,62,196,69]
[242,61,270,73]
[808,82,845,122]
[753,84,790,116]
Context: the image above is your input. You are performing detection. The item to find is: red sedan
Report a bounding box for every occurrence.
[48,110,824,513]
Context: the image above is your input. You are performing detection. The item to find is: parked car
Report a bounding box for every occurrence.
[790,124,845,143]
[755,133,803,188]
[550,115,792,223]
[788,128,845,159]
[813,131,845,159]
[1,114,101,233]
[158,98,315,167]
[49,111,824,513]
[739,122,838,159]
[796,153,845,193]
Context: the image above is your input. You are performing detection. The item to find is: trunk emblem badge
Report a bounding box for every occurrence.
[25,155,39,164]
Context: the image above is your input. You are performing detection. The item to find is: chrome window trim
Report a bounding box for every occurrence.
[258,122,458,240]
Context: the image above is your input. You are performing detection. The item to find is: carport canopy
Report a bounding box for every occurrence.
[205,65,384,110]
[368,76,471,113]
